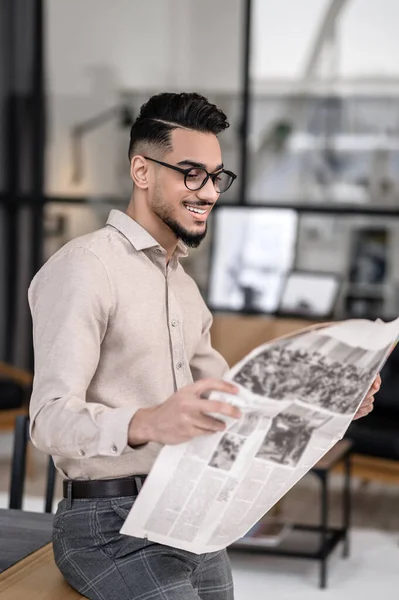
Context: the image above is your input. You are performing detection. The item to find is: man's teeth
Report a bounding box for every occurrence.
[185,206,206,215]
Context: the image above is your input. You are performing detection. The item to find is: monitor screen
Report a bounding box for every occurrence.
[208,207,298,313]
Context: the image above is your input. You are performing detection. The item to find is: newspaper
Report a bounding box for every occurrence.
[121,317,399,554]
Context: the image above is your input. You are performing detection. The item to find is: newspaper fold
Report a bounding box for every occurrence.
[121,317,399,554]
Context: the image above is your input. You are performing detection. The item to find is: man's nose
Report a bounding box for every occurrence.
[196,177,220,203]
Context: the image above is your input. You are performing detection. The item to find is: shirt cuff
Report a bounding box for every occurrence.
[97,404,140,456]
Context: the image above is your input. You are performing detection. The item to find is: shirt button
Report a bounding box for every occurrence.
[79,450,85,457]
[111,445,118,453]
[176,362,182,370]
[171,319,177,327]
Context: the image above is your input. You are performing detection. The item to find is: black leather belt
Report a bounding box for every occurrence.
[63,475,147,499]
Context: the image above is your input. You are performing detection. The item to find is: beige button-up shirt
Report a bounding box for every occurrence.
[28,210,228,480]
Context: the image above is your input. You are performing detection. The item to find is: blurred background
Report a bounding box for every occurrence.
[1,0,399,595]
[4,0,399,366]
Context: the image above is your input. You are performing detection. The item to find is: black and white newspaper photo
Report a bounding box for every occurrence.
[232,331,390,414]
[120,317,399,554]
[209,433,247,472]
[254,404,331,468]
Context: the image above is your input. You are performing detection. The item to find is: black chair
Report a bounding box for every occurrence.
[9,415,57,513]
[346,343,399,461]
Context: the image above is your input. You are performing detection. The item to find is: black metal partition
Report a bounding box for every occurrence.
[0,0,45,367]
[238,0,252,205]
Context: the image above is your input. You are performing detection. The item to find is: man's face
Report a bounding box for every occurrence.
[148,128,223,247]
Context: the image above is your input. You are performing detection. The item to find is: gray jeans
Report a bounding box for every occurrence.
[53,496,234,600]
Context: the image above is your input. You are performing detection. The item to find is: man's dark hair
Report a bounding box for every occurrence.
[128,92,229,161]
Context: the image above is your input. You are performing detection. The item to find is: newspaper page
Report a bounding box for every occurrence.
[121,317,399,554]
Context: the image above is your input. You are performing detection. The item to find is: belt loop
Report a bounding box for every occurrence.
[66,481,73,509]
[134,476,143,494]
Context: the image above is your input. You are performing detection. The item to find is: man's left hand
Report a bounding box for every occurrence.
[353,373,381,420]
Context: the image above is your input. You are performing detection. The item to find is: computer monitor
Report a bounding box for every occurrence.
[208,207,298,313]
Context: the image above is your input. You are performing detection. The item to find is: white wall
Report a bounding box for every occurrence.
[46,0,242,95]
[47,0,174,95]
[45,0,242,199]
[251,0,328,81]
[252,0,399,82]
[340,0,399,78]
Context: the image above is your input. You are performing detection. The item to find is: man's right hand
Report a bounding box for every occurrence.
[128,378,241,447]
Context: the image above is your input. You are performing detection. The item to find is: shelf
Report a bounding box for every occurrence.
[229,524,346,560]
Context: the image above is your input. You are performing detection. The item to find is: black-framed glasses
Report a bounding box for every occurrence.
[143,156,236,194]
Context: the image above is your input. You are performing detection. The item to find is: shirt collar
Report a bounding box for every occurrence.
[106,210,188,259]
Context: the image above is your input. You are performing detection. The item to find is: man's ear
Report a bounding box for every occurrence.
[131,156,149,189]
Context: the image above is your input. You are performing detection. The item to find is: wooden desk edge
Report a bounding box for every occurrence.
[0,544,53,591]
[0,543,84,599]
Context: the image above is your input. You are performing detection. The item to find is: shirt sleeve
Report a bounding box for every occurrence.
[28,246,138,459]
[190,297,229,381]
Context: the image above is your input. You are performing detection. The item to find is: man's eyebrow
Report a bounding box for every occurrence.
[177,160,224,171]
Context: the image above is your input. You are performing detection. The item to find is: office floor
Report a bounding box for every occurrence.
[231,528,399,599]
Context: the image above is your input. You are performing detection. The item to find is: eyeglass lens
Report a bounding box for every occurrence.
[185,168,233,193]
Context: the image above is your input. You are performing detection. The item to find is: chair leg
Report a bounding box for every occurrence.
[44,456,56,513]
[9,415,29,509]
[25,442,37,480]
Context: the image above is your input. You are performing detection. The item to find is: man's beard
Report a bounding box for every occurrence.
[161,213,207,248]
[152,190,208,248]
